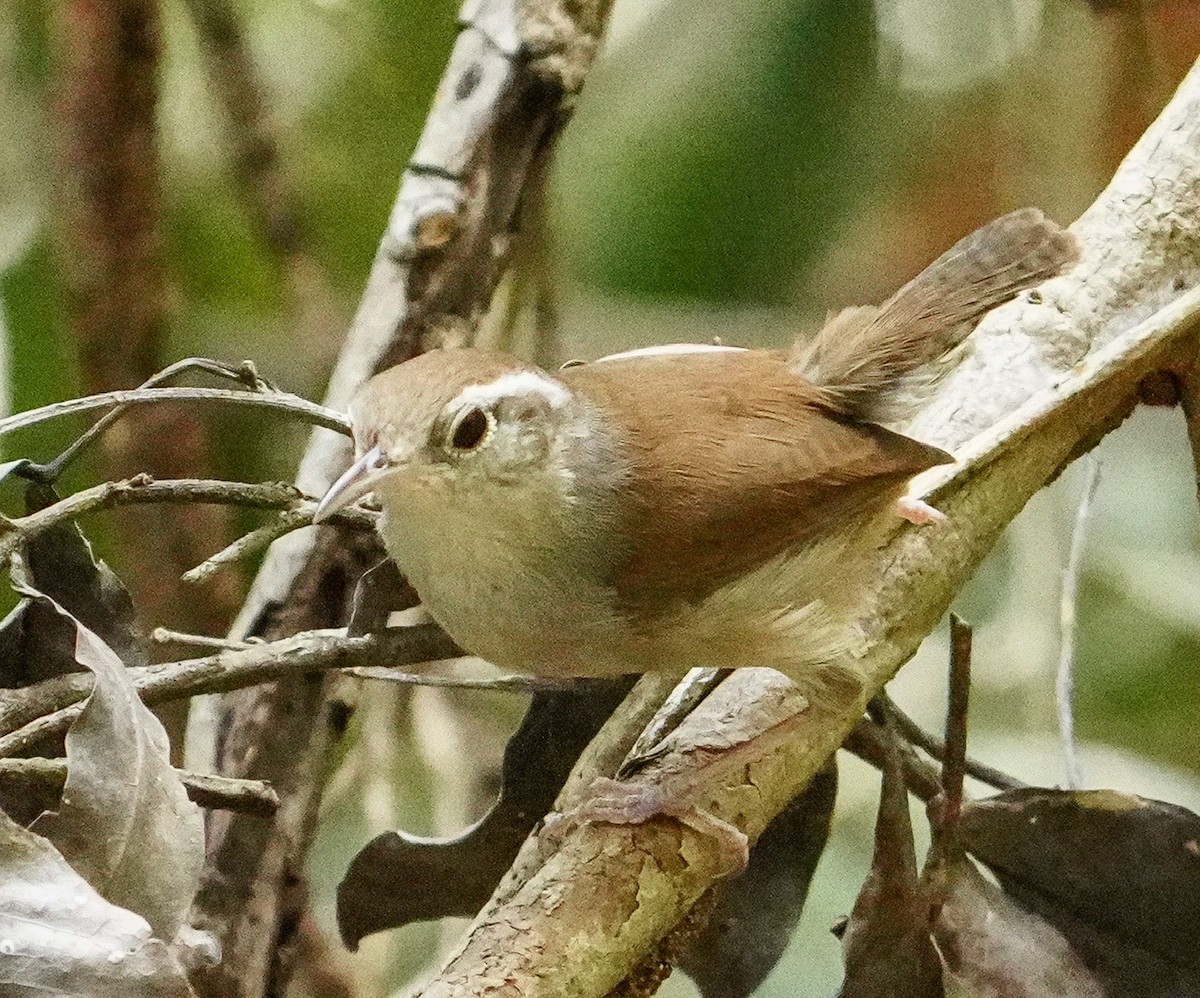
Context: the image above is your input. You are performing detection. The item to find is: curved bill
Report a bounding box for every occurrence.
[313,445,387,523]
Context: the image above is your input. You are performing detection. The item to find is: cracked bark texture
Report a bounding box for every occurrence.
[407,54,1200,998]
[188,2,616,995]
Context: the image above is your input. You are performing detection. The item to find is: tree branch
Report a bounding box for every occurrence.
[0,757,280,815]
[0,385,350,440]
[0,625,462,757]
[410,55,1200,997]
[0,477,374,564]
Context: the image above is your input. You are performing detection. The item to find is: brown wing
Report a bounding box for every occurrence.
[562,350,949,615]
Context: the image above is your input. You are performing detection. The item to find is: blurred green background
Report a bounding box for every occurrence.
[3,0,1199,994]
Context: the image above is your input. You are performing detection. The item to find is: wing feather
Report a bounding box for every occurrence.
[561,351,949,616]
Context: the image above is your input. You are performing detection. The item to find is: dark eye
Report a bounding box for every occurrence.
[450,407,490,451]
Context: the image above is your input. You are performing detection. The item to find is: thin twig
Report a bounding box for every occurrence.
[0,385,349,440]
[619,668,727,777]
[942,616,973,828]
[0,477,375,564]
[0,625,463,757]
[152,627,258,650]
[0,756,279,815]
[183,509,314,584]
[879,694,1025,793]
[1177,366,1200,508]
[346,666,573,693]
[843,717,944,803]
[1058,456,1100,789]
[26,358,277,483]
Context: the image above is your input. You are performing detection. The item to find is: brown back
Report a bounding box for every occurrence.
[563,351,950,615]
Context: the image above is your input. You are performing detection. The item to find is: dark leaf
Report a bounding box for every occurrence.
[838,734,943,998]
[0,480,144,689]
[337,676,635,948]
[962,788,1200,993]
[932,855,1105,998]
[0,807,195,997]
[30,594,204,938]
[346,557,419,637]
[679,757,837,998]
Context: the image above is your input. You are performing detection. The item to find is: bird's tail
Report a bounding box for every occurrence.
[791,208,1079,422]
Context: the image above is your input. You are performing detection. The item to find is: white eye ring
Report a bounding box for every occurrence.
[447,406,493,452]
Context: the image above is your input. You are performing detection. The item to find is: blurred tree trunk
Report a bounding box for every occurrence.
[51,0,240,751]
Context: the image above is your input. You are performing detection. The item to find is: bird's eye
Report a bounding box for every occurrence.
[450,407,491,451]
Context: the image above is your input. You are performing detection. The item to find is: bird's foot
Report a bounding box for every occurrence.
[542,776,749,876]
[895,495,946,525]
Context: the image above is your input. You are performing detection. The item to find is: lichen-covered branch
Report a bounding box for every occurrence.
[410,55,1200,998]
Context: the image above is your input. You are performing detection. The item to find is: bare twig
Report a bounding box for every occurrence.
[879,694,1025,794]
[345,666,573,693]
[0,386,349,440]
[1057,456,1100,788]
[942,616,973,828]
[621,668,727,774]
[0,477,374,564]
[843,718,944,803]
[153,627,258,651]
[183,510,314,585]
[0,625,462,757]
[177,771,281,816]
[1177,366,1200,506]
[27,358,277,483]
[0,757,279,815]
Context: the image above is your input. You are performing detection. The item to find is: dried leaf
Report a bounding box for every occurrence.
[0,808,194,997]
[962,788,1200,994]
[22,480,145,666]
[932,855,1105,998]
[337,677,634,948]
[346,558,418,636]
[679,758,837,998]
[0,480,144,689]
[30,594,204,938]
[838,736,943,998]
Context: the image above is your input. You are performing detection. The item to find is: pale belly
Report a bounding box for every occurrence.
[381,502,863,689]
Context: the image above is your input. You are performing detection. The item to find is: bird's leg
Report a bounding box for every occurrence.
[541,714,804,877]
[574,776,751,874]
[895,495,946,525]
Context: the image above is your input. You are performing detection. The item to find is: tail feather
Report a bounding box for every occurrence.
[792,208,1079,420]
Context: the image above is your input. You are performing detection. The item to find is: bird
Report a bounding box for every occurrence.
[314,209,1077,700]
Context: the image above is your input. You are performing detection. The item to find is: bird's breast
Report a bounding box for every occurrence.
[373,483,636,676]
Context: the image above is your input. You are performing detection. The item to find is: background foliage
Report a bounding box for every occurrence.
[2,0,1198,994]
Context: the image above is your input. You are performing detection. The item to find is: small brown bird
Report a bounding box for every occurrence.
[316,210,1077,694]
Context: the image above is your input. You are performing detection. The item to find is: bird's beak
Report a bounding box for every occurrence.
[313,445,388,523]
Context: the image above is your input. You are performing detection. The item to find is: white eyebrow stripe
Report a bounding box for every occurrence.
[451,370,572,410]
[595,343,747,363]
